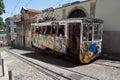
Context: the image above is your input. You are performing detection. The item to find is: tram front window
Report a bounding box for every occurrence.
[83,24,92,41]
[94,24,102,40]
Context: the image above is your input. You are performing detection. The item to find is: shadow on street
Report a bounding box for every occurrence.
[6,46,120,67]
[21,51,81,68]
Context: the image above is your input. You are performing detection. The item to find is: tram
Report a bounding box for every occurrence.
[31,18,104,63]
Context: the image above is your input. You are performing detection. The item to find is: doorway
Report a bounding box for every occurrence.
[68,23,81,54]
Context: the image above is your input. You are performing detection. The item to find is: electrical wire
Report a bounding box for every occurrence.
[52,0,64,7]
[11,0,21,15]
[25,0,32,7]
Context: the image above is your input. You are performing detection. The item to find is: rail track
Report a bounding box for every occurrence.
[93,59,120,69]
[3,48,99,80]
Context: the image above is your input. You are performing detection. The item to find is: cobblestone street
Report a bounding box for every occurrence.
[0,47,120,80]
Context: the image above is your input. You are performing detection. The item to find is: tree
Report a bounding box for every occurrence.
[0,0,5,15]
[0,0,5,29]
[0,17,4,29]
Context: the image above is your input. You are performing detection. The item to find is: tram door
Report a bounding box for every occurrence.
[68,23,81,54]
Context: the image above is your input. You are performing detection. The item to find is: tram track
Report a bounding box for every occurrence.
[2,48,99,80]
[93,60,120,69]
[3,48,72,80]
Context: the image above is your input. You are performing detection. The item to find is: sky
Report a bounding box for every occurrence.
[1,0,85,21]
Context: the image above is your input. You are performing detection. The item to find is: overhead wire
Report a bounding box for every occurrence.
[25,0,32,7]
[52,0,64,7]
[11,0,21,15]
[43,0,65,21]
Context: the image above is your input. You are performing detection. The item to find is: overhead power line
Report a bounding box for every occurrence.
[52,0,64,7]
[11,0,21,15]
[25,0,32,7]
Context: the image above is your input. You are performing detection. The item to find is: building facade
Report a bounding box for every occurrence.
[16,7,41,48]
[5,14,21,46]
[0,30,7,46]
[36,0,96,22]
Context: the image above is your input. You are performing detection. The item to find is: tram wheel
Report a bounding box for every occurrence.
[79,50,91,64]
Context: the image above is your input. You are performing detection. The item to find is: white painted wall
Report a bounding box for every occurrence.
[54,0,96,19]
[95,0,120,54]
[96,0,120,31]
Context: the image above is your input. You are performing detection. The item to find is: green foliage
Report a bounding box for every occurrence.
[0,17,5,29]
[0,0,5,29]
[0,0,5,15]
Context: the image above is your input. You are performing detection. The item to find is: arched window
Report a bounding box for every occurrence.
[68,9,87,18]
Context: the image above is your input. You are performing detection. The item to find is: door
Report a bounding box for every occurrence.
[68,23,81,54]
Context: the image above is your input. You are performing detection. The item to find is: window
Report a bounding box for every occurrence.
[38,27,42,34]
[94,24,102,40]
[58,25,65,36]
[36,27,39,33]
[52,26,57,34]
[14,28,16,33]
[46,26,51,34]
[42,26,46,34]
[83,24,92,41]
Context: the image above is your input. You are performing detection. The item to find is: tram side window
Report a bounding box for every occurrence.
[38,27,42,34]
[36,27,39,33]
[89,25,92,41]
[83,24,92,41]
[52,26,57,35]
[42,26,46,34]
[58,25,65,36]
[94,24,102,40]
[46,26,51,34]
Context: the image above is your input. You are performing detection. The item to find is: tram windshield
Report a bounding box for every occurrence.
[83,24,92,41]
[83,22,103,41]
[94,24,102,40]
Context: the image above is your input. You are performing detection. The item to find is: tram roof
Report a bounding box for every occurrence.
[31,18,103,26]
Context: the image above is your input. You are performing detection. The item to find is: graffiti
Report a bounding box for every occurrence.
[80,41,102,63]
[32,33,66,54]
[81,42,102,59]
[55,36,66,53]
[47,35,54,49]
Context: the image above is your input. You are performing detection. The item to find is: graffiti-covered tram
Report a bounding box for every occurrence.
[31,18,103,63]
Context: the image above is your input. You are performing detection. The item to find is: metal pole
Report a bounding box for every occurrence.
[8,71,12,80]
[2,59,4,76]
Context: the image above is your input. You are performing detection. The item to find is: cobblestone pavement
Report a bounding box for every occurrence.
[0,47,120,80]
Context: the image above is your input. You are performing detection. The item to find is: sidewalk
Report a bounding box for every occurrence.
[0,64,8,80]
[0,50,9,80]
[101,52,120,61]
